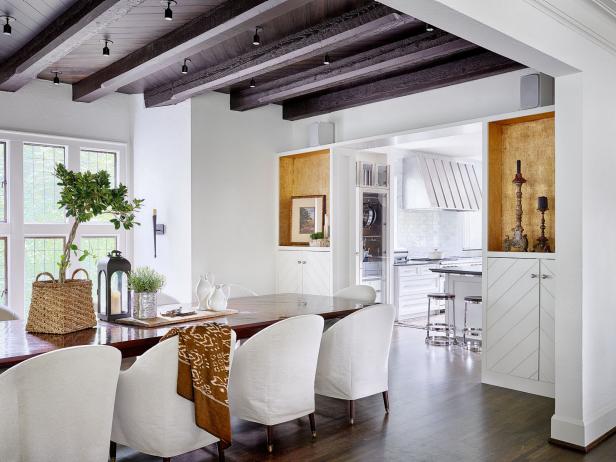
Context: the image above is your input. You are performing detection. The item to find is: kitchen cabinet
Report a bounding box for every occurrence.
[484,256,555,396]
[394,264,442,320]
[276,249,331,296]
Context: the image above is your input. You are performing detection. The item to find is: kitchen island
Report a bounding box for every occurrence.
[430,266,482,339]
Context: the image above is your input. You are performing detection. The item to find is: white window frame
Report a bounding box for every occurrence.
[0,129,131,315]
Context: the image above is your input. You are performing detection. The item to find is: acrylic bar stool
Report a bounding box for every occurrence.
[463,295,483,352]
[425,293,456,346]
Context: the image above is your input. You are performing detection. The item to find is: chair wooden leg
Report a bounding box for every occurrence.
[382,391,390,414]
[308,412,317,438]
[266,425,274,453]
[349,400,355,425]
[162,458,171,462]
[217,441,225,462]
[109,441,116,462]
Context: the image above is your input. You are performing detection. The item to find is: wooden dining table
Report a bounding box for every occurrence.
[0,293,365,368]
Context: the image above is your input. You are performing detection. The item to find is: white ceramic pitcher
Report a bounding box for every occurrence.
[208,284,230,312]
[196,273,215,310]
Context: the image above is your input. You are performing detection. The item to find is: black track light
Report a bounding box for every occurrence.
[101,39,113,57]
[163,0,176,21]
[181,58,191,74]
[425,24,435,32]
[249,78,256,88]
[323,53,331,65]
[253,26,262,46]
[1,16,15,36]
[52,71,62,85]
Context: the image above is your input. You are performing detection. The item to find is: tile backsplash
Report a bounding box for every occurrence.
[397,209,480,257]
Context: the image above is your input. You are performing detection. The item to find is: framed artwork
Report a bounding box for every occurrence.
[290,195,325,244]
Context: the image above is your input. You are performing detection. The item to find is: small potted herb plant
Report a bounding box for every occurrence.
[309,232,325,247]
[128,267,166,319]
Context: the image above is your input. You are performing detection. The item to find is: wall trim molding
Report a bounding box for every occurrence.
[525,0,616,57]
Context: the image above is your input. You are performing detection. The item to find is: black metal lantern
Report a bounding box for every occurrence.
[97,250,131,321]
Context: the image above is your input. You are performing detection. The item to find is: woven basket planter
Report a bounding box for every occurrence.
[26,269,97,335]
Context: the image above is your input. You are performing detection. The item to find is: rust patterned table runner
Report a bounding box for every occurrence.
[161,323,233,444]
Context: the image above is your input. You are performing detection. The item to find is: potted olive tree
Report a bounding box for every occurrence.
[25,164,143,334]
[128,267,166,319]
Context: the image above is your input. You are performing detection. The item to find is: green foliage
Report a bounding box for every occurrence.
[55,164,143,229]
[54,163,144,282]
[128,267,166,293]
[310,232,324,240]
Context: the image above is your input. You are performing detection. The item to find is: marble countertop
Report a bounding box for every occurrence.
[430,266,482,276]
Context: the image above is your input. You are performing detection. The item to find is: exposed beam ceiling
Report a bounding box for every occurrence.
[0,0,148,92]
[144,2,418,108]
[72,0,314,102]
[230,31,478,111]
[282,51,525,120]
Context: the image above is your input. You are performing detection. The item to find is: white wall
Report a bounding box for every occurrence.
[286,68,535,150]
[0,79,131,143]
[191,92,291,295]
[130,97,192,301]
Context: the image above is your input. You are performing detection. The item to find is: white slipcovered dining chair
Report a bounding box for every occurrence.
[0,304,18,321]
[111,330,236,462]
[157,292,181,306]
[315,304,395,424]
[334,284,377,304]
[228,315,324,453]
[0,345,121,462]
[227,284,258,299]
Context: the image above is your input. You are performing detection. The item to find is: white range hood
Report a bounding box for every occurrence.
[403,153,481,211]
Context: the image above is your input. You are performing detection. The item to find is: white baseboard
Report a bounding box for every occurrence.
[551,401,616,448]
[481,370,555,398]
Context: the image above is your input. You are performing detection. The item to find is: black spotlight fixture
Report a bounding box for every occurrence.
[249,78,256,88]
[52,71,62,85]
[162,0,176,21]
[425,23,435,32]
[101,39,113,57]
[323,53,331,65]
[252,26,262,46]
[1,15,15,36]
[181,58,191,74]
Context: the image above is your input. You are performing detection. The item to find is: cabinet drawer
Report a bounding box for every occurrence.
[398,278,440,293]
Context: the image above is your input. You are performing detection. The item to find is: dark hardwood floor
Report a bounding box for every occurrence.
[116,327,616,462]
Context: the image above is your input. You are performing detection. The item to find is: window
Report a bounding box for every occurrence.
[80,150,117,185]
[0,142,6,222]
[23,143,66,223]
[80,236,117,297]
[24,237,65,312]
[0,131,128,316]
[0,237,6,304]
[81,150,117,222]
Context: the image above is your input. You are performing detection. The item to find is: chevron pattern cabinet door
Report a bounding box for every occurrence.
[486,258,540,380]
[277,251,301,294]
[302,251,332,296]
[539,260,556,384]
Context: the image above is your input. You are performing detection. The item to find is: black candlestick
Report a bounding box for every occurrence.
[516,159,521,174]
[538,196,548,211]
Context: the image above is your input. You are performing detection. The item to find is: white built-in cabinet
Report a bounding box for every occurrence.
[276,249,332,296]
[394,264,441,320]
[483,256,555,396]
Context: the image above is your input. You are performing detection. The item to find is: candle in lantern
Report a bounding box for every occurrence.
[111,290,122,315]
[538,196,548,211]
[516,159,521,174]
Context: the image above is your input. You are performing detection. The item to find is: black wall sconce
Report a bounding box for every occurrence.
[153,209,166,258]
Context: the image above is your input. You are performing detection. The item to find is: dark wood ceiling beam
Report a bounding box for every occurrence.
[144,2,419,108]
[282,51,525,120]
[230,31,478,111]
[0,0,149,92]
[73,0,314,102]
